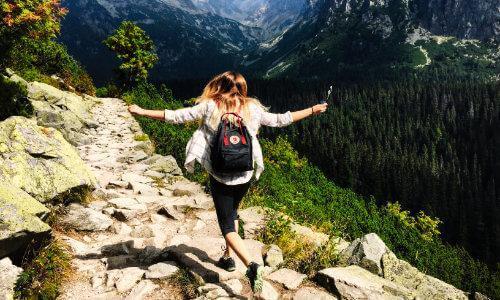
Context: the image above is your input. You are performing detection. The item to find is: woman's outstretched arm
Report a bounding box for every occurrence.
[128,102,207,124]
[290,103,328,122]
[128,105,165,120]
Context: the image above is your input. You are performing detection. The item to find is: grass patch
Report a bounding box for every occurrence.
[169,267,202,299]
[257,210,342,277]
[134,133,150,142]
[15,237,72,300]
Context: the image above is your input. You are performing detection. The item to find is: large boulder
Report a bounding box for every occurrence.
[316,265,413,299]
[0,257,23,300]
[0,182,51,258]
[0,116,97,203]
[381,251,468,299]
[341,233,389,275]
[27,81,98,145]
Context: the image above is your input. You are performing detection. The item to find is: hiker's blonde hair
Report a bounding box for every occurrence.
[196,71,268,129]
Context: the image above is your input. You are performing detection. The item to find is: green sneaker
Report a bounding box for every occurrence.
[245,262,264,293]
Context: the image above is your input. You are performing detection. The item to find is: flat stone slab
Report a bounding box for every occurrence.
[293,286,337,300]
[267,268,307,290]
[316,265,413,299]
[145,262,179,279]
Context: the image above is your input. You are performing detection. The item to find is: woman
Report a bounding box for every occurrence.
[128,71,328,293]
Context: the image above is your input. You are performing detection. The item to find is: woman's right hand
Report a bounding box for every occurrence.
[128,104,144,116]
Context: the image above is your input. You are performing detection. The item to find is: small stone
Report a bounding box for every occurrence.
[131,225,155,238]
[107,180,129,188]
[150,213,168,223]
[130,151,148,162]
[145,262,179,279]
[293,286,337,300]
[129,181,158,195]
[263,244,283,268]
[111,222,132,236]
[158,205,184,220]
[108,198,147,212]
[173,188,194,197]
[104,255,136,269]
[258,281,279,300]
[267,268,307,290]
[101,240,134,256]
[125,280,158,300]
[193,220,206,231]
[114,267,145,292]
[61,203,113,231]
[144,170,165,179]
[121,172,153,184]
[290,223,329,247]
[113,209,139,221]
[103,207,115,215]
[221,278,243,296]
[91,274,105,288]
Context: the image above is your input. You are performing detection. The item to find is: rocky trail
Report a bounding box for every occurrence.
[1,73,480,300]
[55,97,333,299]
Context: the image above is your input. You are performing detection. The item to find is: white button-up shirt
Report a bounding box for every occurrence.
[164,99,293,185]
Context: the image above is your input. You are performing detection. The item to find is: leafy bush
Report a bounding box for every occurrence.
[8,40,95,95]
[95,83,122,98]
[0,76,33,121]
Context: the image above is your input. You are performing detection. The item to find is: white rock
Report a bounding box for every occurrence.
[125,280,158,300]
[221,278,243,295]
[0,257,22,300]
[121,172,154,184]
[145,262,179,279]
[263,244,283,268]
[108,198,147,212]
[257,281,279,300]
[61,203,113,231]
[111,222,132,236]
[267,268,307,290]
[114,267,145,292]
[293,286,337,300]
[344,233,388,275]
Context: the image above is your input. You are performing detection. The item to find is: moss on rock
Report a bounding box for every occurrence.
[0,116,97,203]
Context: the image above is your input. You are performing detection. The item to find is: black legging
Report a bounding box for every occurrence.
[209,175,251,235]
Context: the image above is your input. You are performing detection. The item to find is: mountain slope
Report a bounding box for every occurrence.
[60,0,262,84]
[240,0,499,79]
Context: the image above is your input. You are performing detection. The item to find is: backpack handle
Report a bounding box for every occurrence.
[220,112,242,120]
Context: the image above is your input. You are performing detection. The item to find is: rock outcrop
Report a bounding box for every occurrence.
[0,116,97,203]
[0,182,51,258]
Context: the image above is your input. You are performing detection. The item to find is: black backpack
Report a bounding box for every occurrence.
[210,112,253,173]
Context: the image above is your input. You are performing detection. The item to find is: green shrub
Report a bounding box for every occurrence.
[0,76,33,121]
[95,83,122,98]
[15,238,71,299]
[7,40,95,95]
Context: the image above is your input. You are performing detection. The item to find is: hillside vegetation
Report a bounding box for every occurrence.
[124,82,500,298]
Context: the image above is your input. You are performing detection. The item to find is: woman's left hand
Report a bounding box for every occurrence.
[312,103,328,115]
